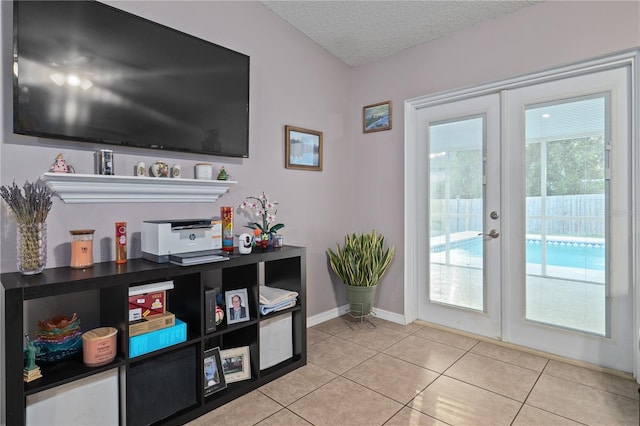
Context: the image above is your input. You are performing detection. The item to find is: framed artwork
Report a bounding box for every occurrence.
[225,288,250,325]
[203,347,226,396]
[363,100,392,133]
[285,125,323,171]
[220,346,251,383]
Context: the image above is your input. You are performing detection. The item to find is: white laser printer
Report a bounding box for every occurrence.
[141,219,222,263]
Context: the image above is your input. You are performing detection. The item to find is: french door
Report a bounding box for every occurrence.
[414,65,633,371]
[417,93,502,339]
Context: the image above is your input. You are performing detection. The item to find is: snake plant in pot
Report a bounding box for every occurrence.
[327,230,395,317]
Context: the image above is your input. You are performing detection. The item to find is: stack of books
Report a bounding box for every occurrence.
[23,367,42,382]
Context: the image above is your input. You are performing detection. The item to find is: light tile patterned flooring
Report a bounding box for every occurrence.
[188,316,639,426]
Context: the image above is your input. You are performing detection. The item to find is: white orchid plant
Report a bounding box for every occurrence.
[239,192,284,236]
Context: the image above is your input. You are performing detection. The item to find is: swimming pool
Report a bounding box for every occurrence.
[431,237,605,271]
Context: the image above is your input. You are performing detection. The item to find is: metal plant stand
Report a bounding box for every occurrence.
[345,302,377,329]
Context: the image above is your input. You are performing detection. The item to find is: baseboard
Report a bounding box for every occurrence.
[371,307,406,325]
[306,305,349,327]
[307,305,407,327]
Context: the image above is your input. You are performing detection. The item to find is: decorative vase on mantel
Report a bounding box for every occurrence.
[17,222,47,275]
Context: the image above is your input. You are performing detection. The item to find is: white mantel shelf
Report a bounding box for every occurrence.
[40,173,237,203]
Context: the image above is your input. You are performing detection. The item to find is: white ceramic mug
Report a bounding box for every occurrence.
[135,162,146,176]
[238,233,252,254]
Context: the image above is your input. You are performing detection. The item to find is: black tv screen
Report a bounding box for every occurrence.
[13,0,250,158]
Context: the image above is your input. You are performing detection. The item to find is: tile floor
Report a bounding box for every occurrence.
[188,316,639,426]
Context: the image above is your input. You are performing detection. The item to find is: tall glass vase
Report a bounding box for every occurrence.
[17,222,47,275]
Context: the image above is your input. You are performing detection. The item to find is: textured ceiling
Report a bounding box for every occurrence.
[261,1,541,67]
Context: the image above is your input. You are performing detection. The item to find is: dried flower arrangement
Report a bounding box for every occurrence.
[0,181,53,224]
[0,181,54,274]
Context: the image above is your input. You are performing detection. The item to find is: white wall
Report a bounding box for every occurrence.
[0,1,354,319]
[350,0,640,316]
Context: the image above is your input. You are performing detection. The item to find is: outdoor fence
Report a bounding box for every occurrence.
[431,194,605,238]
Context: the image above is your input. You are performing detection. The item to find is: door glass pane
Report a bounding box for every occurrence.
[524,96,607,335]
[429,116,484,311]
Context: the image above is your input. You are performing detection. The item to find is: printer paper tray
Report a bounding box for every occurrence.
[169,250,229,266]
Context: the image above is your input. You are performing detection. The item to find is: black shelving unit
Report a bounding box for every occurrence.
[2,246,306,425]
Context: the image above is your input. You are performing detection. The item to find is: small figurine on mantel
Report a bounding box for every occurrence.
[23,334,42,382]
[217,166,228,181]
[49,153,75,174]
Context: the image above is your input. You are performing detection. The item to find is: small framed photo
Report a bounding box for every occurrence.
[220,346,251,383]
[363,100,392,133]
[203,347,226,396]
[285,125,323,171]
[225,288,250,325]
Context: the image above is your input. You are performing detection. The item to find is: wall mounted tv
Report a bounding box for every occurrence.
[13,0,250,158]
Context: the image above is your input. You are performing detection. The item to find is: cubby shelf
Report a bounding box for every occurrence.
[1,246,306,425]
[39,172,237,203]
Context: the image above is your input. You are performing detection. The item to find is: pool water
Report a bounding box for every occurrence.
[432,238,605,271]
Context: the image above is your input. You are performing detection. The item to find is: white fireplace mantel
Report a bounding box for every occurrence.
[40,173,237,204]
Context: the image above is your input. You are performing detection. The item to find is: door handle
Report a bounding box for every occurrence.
[478,229,500,238]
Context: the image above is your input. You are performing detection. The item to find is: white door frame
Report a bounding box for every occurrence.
[404,49,640,378]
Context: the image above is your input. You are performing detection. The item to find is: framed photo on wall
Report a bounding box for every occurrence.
[285,125,323,171]
[225,288,250,325]
[220,346,251,383]
[203,347,226,396]
[363,100,392,133]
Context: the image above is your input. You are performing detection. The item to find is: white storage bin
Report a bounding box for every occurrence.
[260,313,293,370]
[26,368,119,426]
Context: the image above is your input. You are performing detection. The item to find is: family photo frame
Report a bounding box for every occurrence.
[225,288,250,325]
[363,100,392,133]
[220,346,251,383]
[285,125,323,171]
[203,347,226,396]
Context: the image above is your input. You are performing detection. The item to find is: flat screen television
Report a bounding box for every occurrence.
[13,0,250,158]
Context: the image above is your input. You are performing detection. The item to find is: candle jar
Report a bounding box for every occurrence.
[272,234,283,248]
[195,163,213,180]
[70,229,95,269]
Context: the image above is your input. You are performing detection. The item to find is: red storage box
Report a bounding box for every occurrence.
[129,291,166,321]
